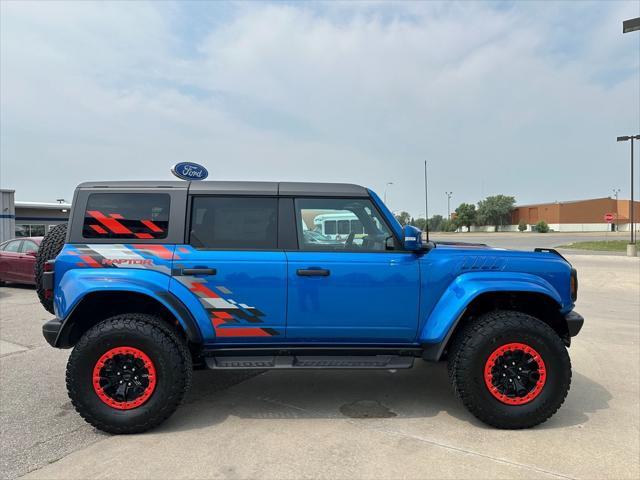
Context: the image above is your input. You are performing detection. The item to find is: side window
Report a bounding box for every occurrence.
[189,197,278,249]
[295,198,395,251]
[20,241,38,254]
[4,241,22,253]
[82,193,170,239]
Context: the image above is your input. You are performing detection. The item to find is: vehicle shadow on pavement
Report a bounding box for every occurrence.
[158,363,611,433]
[535,371,613,429]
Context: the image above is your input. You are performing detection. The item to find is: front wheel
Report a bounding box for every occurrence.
[447,310,571,429]
[66,314,192,434]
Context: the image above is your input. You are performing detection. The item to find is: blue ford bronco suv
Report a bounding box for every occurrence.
[35,181,583,433]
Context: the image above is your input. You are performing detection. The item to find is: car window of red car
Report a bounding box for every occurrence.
[2,240,22,253]
[20,240,38,254]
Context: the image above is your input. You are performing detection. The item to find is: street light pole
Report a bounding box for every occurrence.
[445,191,453,220]
[620,18,640,254]
[617,135,640,254]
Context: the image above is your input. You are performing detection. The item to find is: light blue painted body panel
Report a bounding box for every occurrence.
[52,244,194,334]
[167,277,216,340]
[50,188,576,349]
[417,245,573,344]
[419,271,562,343]
[173,246,287,342]
[56,268,172,318]
[285,251,420,342]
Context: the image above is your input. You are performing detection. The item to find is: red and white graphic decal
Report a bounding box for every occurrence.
[175,275,277,337]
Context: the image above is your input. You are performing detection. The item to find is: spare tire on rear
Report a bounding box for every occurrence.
[35,223,67,314]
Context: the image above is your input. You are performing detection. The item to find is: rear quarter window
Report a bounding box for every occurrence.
[82,193,170,239]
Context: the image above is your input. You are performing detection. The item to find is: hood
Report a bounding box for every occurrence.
[434,241,497,250]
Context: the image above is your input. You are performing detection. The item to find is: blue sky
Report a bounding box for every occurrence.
[1,0,639,217]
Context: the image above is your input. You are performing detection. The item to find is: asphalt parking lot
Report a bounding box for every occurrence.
[1,253,639,479]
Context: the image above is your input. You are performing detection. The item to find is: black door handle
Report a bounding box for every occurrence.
[181,268,217,276]
[297,268,330,277]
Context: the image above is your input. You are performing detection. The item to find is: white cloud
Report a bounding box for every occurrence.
[1,1,638,216]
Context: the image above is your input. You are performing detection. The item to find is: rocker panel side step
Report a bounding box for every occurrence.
[205,354,415,370]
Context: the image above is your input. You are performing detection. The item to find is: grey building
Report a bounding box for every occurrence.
[0,189,70,242]
[1,189,16,242]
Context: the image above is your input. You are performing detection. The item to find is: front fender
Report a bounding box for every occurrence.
[419,271,563,344]
[54,269,201,342]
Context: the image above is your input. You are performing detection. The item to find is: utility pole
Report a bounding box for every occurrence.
[612,188,620,201]
[446,191,453,220]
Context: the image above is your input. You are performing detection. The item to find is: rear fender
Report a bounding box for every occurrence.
[420,271,563,345]
[54,268,201,342]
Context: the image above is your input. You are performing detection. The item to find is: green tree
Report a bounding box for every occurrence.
[395,211,411,226]
[428,215,444,232]
[440,219,458,232]
[477,195,516,230]
[518,220,527,232]
[454,203,477,231]
[413,217,428,231]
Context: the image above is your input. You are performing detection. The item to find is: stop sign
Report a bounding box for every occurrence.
[604,213,615,223]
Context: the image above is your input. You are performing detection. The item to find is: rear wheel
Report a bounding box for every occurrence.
[66,313,192,434]
[35,223,67,313]
[447,310,571,429]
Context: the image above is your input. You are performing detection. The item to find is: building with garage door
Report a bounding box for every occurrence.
[511,197,640,232]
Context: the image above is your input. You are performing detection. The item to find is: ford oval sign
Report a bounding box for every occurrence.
[171,162,208,181]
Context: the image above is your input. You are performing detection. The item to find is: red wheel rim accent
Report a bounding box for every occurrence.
[92,346,156,410]
[484,342,546,405]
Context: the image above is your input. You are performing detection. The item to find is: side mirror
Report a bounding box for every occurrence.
[403,225,423,251]
[385,236,395,250]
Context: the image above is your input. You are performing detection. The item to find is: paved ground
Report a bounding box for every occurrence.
[1,253,638,479]
[429,231,632,254]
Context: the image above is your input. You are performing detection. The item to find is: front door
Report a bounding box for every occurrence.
[286,197,420,343]
[172,196,286,342]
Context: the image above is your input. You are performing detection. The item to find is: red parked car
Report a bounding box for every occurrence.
[0,237,42,285]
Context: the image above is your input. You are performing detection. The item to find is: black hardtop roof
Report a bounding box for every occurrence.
[77,181,369,197]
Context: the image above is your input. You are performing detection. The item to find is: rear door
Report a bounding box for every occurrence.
[171,196,287,342]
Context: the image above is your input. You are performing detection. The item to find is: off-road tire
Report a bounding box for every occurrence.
[66,313,192,434]
[447,310,571,429]
[35,223,67,313]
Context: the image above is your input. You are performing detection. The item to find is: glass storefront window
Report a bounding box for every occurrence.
[15,224,46,237]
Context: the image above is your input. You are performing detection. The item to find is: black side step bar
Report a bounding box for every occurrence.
[205,355,415,370]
